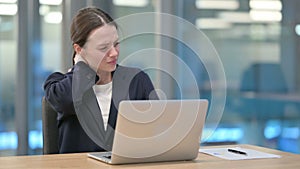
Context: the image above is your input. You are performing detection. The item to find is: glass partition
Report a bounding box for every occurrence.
[182,0,300,153]
[28,0,62,155]
[0,0,18,156]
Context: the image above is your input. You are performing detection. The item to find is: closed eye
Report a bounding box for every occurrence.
[98,46,109,52]
[113,41,120,47]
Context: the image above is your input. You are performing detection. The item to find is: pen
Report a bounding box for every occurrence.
[228,148,247,156]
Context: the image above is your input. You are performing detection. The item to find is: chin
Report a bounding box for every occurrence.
[110,65,117,71]
[102,65,117,72]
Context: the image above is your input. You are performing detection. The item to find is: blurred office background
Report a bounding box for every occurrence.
[0,0,300,156]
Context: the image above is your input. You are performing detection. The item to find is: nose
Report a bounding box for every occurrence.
[108,45,119,57]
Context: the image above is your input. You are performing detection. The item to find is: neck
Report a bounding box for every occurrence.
[97,71,112,85]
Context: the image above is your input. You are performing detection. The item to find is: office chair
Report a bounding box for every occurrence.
[239,63,288,118]
[240,63,288,93]
[42,97,59,154]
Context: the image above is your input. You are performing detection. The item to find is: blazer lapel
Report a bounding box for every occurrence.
[76,88,106,146]
[103,66,139,148]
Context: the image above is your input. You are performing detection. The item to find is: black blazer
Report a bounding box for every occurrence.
[43,62,158,153]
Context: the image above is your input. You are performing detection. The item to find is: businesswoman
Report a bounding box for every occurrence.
[43,7,158,153]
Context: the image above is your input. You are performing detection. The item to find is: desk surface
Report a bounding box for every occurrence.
[1,144,299,169]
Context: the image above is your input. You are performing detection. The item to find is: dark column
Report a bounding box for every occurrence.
[16,0,41,155]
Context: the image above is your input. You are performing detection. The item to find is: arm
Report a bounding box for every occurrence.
[43,62,98,116]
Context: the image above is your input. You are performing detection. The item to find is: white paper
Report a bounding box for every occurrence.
[199,147,281,160]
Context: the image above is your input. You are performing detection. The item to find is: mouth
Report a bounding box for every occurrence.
[107,59,117,65]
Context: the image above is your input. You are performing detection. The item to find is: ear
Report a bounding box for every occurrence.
[73,43,82,54]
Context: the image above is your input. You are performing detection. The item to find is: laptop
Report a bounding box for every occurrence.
[88,99,208,165]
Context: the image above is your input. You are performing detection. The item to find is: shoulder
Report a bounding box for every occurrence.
[113,65,151,83]
[115,65,142,74]
[45,71,70,82]
[114,65,147,77]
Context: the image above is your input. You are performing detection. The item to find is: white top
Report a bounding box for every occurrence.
[92,81,112,130]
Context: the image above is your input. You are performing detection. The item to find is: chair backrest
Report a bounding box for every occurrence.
[240,63,288,93]
[42,97,59,154]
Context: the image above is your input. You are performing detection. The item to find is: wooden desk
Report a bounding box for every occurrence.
[1,145,299,169]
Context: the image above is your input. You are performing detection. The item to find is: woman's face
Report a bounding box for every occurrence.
[82,24,119,73]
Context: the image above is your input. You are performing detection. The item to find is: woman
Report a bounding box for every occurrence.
[43,7,158,153]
